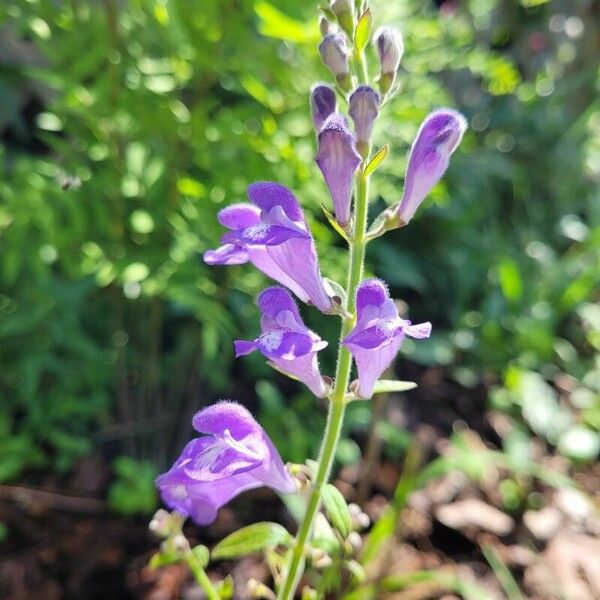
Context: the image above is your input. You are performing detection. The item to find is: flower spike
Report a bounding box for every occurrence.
[156,401,295,526]
[203,182,334,313]
[393,108,467,225]
[315,113,362,228]
[343,279,431,399]
[235,287,330,397]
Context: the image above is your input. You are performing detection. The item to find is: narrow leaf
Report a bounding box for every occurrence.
[364,144,389,177]
[372,380,417,394]
[321,204,352,242]
[211,522,293,560]
[354,9,372,53]
[321,484,352,539]
[149,550,178,568]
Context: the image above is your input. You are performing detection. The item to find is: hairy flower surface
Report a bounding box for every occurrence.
[310,83,336,134]
[343,279,431,399]
[315,114,361,227]
[235,287,329,397]
[156,402,295,525]
[394,108,467,224]
[203,182,333,313]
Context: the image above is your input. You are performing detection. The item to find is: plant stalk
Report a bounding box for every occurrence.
[277,170,370,600]
[185,551,221,600]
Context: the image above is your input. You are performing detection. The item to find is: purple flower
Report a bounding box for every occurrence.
[319,34,351,91]
[394,109,467,225]
[348,86,380,153]
[315,114,362,227]
[156,402,296,526]
[235,287,330,398]
[343,279,431,399]
[310,83,336,134]
[203,182,333,313]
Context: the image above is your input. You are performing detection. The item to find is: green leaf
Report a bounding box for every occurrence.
[321,484,352,539]
[364,144,389,177]
[211,522,293,560]
[372,380,417,394]
[216,575,234,599]
[255,1,319,43]
[321,204,351,242]
[354,8,372,53]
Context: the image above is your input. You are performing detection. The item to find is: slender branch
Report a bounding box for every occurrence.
[184,551,221,600]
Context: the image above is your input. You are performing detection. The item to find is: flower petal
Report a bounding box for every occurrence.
[310,83,337,133]
[247,181,305,223]
[315,113,361,227]
[218,203,261,230]
[203,243,249,265]
[271,352,329,398]
[192,401,259,439]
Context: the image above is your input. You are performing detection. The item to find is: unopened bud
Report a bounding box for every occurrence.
[330,0,354,37]
[310,84,336,134]
[319,34,352,91]
[319,17,331,37]
[348,85,380,158]
[348,503,371,530]
[172,533,190,554]
[347,531,363,552]
[247,578,276,599]
[149,509,172,537]
[374,26,404,94]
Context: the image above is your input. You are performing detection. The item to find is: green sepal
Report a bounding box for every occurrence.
[149,550,179,569]
[321,483,352,539]
[191,544,210,568]
[321,204,352,243]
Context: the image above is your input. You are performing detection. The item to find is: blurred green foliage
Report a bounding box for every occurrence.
[0,0,599,501]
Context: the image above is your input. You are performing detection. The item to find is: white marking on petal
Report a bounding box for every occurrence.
[244,223,270,241]
[260,330,284,352]
[172,485,188,499]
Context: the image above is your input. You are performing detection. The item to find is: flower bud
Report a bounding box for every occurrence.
[394,108,467,225]
[149,509,172,537]
[348,85,380,157]
[172,533,190,554]
[319,34,352,92]
[330,0,354,37]
[319,17,331,37]
[310,84,336,134]
[374,26,404,94]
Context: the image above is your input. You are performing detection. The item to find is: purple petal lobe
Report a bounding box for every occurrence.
[396,109,467,224]
[349,86,380,144]
[233,223,310,246]
[311,84,337,134]
[319,34,349,77]
[247,182,304,223]
[218,203,261,230]
[315,113,361,226]
[203,243,249,265]
[356,278,388,312]
[234,339,257,357]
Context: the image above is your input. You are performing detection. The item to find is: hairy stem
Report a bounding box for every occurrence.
[277,170,370,600]
[185,551,221,600]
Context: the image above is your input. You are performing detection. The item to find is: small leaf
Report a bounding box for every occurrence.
[372,380,417,394]
[216,575,234,599]
[321,204,351,242]
[211,522,293,560]
[192,544,209,568]
[354,9,372,53]
[321,484,352,539]
[364,144,389,177]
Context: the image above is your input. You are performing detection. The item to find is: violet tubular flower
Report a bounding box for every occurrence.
[235,287,330,398]
[203,182,333,313]
[348,85,380,157]
[315,113,362,227]
[156,402,296,526]
[343,279,431,399]
[310,83,336,134]
[394,108,467,225]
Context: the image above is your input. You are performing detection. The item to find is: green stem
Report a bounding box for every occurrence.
[277,171,370,600]
[185,552,221,600]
